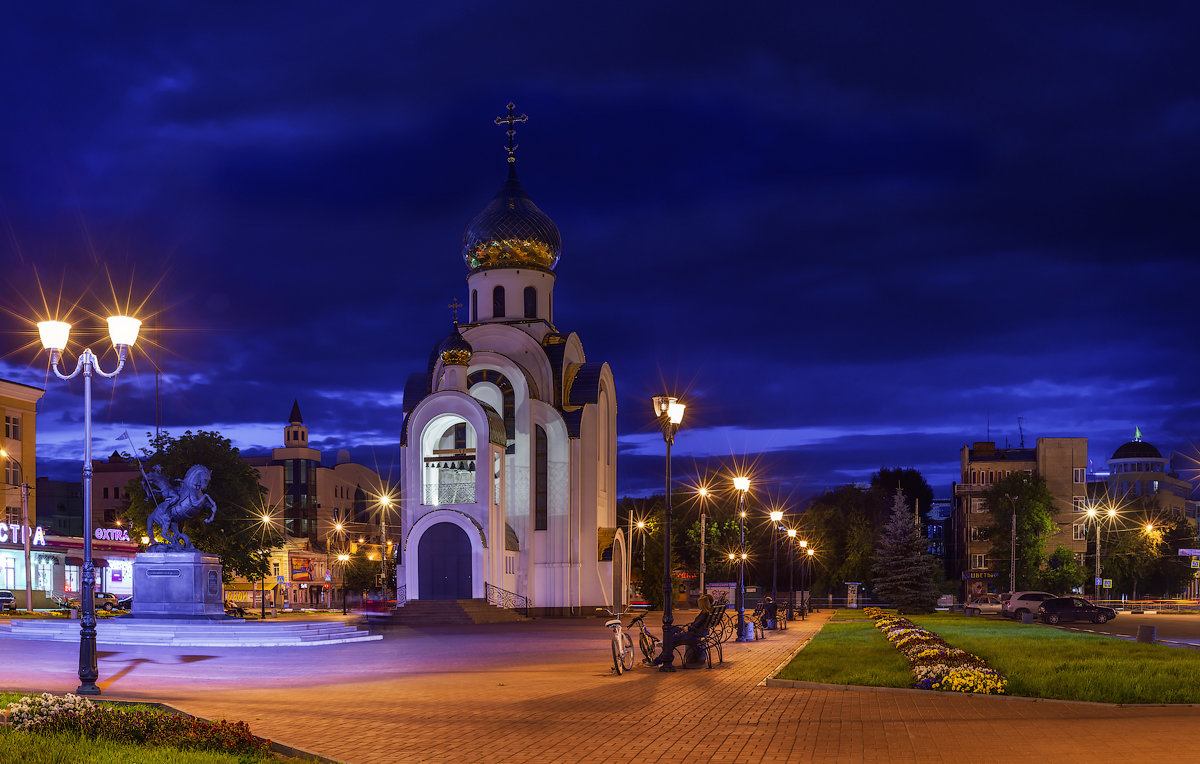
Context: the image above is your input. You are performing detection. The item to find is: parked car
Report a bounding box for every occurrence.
[117,595,133,610]
[0,590,15,611]
[964,594,1004,616]
[1002,591,1057,619]
[94,592,120,612]
[1038,597,1117,625]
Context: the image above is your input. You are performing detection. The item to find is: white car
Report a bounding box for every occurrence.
[964,594,1003,616]
[1001,591,1057,619]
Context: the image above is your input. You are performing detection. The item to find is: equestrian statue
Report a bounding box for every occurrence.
[144,464,218,551]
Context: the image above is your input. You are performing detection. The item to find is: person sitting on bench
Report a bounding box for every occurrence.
[653,594,716,664]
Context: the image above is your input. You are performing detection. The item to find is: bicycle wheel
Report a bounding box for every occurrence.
[639,632,658,664]
[611,634,624,675]
[620,633,635,671]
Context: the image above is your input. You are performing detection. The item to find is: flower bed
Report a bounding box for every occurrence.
[863,607,1007,694]
[3,693,270,756]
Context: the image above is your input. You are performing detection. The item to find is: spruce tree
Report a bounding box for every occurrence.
[871,490,940,613]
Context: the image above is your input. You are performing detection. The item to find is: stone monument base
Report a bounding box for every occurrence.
[132,551,225,619]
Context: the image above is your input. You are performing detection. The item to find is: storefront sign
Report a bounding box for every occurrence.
[95,527,132,542]
[0,524,46,547]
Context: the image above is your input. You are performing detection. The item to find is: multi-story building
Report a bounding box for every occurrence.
[1105,431,1193,516]
[951,437,1088,598]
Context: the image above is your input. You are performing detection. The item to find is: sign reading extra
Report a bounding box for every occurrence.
[94,527,132,542]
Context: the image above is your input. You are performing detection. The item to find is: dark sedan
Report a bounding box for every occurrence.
[1038,597,1117,625]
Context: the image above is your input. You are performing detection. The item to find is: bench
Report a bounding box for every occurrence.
[675,597,734,669]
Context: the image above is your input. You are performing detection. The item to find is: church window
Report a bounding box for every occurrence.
[471,290,478,322]
[467,370,516,448]
[535,426,548,531]
[454,423,467,451]
[524,286,537,319]
[493,286,505,318]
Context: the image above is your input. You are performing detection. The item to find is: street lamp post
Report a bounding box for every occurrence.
[652,395,685,673]
[338,553,350,615]
[786,528,797,620]
[733,476,750,641]
[1086,506,1116,601]
[38,315,141,696]
[769,509,783,628]
[804,546,814,617]
[1007,494,1018,593]
[378,496,392,609]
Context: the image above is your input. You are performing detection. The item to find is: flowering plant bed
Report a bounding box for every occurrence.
[3,693,270,757]
[864,607,1007,694]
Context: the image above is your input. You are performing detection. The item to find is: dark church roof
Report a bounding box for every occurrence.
[1112,440,1162,459]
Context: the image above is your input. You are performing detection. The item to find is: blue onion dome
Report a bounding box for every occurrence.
[462,164,561,272]
[439,325,473,367]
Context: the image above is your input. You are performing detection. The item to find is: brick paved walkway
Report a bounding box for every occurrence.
[5,610,1200,762]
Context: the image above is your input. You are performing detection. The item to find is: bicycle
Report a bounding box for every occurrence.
[627,611,661,665]
[598,606,636,675]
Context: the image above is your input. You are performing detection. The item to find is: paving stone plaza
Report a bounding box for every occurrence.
[5,609,1200,763]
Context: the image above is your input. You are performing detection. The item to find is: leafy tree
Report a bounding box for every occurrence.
[1038,545,1087,594]
[121,430,280,585]
[343,547,381,595]
[984,472,1057,590]
[1104,501,1195,599]
[871,491,940,613]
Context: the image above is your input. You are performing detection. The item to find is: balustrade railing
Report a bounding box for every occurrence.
[396,584,408,607]
[485,581,532,618]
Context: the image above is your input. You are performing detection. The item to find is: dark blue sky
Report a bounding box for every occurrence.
[3,4,1198,501]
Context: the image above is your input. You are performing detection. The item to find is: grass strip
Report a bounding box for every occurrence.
[0,728,284,764]
[776,618,912,687]
[912,613,1200,704]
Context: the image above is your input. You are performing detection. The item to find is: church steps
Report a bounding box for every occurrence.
[381,599,529,626]
[2,618,381,646]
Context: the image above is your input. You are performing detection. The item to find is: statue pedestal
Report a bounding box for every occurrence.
[131,551,225,619]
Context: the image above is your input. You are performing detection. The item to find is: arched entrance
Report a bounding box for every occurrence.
[418,522,473,599]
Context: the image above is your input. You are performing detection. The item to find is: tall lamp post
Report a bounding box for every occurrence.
[378,495,393,608]
[652,395,685,673]
[733,475,751,641]
[337,553,350,615]
[769,509,783,628]
[1086,505,1116,601]
[786,528,797,620]
[38,315,141,696]
[1007,494,1018,593]
[804,546,814,617]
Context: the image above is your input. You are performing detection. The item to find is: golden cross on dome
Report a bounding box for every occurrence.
[448,298,463,324]
[494,102,528,163]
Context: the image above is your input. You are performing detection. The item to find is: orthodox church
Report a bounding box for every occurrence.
[397,106,623,615]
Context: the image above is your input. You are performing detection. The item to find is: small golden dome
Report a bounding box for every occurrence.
[463,165,561,272]
[439,326,473,367]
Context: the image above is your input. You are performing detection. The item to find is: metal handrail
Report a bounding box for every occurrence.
[396,584,408,607]
[485,581,532,618]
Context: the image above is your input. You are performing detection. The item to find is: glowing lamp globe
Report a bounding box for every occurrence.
[733,476,750,492]
[770,510,783,523]
[106,315,141,347]
[37,321,71,352]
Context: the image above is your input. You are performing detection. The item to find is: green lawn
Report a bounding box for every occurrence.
[0,692,301,763]
[780,611,1200,704]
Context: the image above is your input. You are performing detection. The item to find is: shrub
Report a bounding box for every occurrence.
[6,693,95,730]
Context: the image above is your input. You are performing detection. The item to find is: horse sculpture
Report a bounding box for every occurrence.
[145,464,218,551]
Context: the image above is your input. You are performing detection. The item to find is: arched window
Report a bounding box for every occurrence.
[524,286,537,319]
[493,286,505,318]
[535,425,548,530]
[471,290,478,322]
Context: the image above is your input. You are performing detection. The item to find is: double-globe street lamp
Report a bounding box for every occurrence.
[733,475,751,641]
[337,553,350,615]
[652,395,685,673]
[38,315,142,696]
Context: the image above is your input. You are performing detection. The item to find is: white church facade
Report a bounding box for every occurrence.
[397,108,625,615]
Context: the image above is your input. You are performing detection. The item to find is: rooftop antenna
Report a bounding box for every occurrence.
[1018,416,1025,448]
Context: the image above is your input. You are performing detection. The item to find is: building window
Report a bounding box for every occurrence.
[970,526,988,541]
[493,286,505,318]
[0,555,14,588]
[1072,496,1085,512]
[535,425,548,531]
[524,286,537,319]
[103,487,109,499]
[1073,468,1085,483]
[471,289,478,322]
[1072,523,1087,541]
[4,415,20,440]
[4,507,18,524]
[971,554,987,570]
[4,459,21,486]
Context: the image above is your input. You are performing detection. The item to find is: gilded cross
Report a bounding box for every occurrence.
[448,298,463,324]
[494,102,528,163]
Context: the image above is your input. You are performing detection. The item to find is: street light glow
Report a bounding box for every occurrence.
[733,476,750,492]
